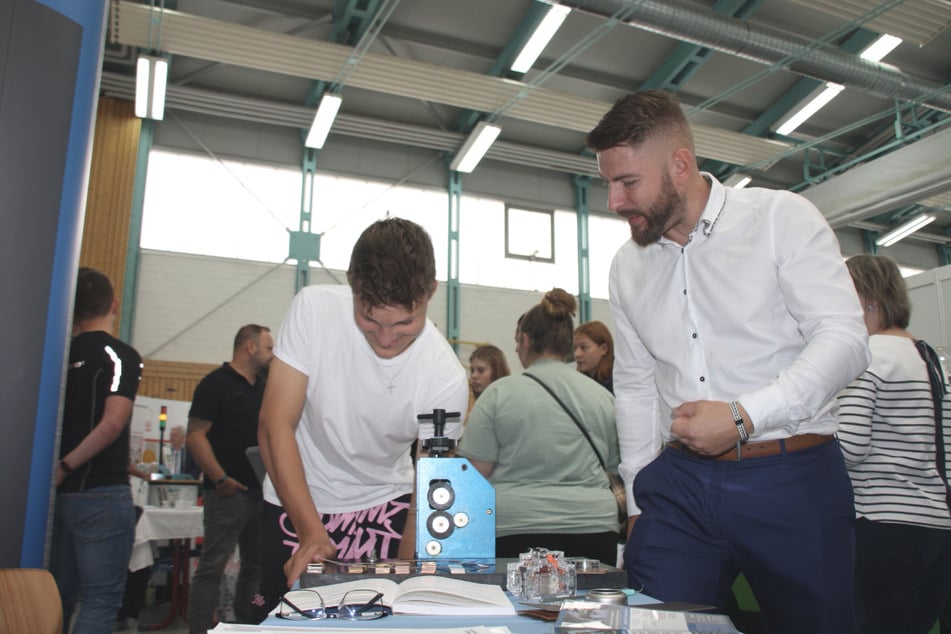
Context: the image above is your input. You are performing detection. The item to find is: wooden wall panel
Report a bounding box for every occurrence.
[139,359,218,402]
[81,96,140,335]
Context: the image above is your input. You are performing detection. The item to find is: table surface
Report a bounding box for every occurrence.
[242,591,659,633]
[130,505,204,571]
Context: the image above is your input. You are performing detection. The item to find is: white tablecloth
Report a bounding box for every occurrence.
[130,505,204,571]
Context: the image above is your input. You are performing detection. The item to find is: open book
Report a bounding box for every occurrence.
[297,576,516,616]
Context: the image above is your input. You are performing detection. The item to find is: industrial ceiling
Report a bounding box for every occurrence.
[101,0,951,252]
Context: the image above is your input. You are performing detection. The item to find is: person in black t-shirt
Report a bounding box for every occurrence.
[186,324,273,632]
[50,267,143,634]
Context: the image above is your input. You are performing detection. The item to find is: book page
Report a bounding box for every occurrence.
[392,576,515,616]
[296,578,400,609]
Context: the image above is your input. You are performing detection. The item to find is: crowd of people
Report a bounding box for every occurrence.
[49,89,950,634]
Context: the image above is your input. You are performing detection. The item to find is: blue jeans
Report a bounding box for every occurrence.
[50,484,135,634]
[625,441,856,634]
[188,488,262,633]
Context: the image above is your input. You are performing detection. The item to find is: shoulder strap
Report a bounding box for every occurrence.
[914,339,949,508]
[524,372,607,470]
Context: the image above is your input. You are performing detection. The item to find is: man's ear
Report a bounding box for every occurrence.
[428,280,438,299]
[669,147,694,184]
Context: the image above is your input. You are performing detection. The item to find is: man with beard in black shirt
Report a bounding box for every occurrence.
[187,324,273,632]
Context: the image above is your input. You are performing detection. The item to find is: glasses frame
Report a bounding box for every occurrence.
[276,588,392,621]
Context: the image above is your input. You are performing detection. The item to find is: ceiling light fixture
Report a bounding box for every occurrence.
[450,121,502,173]
[510,3,571,74]
[305,93,343,149]
[772,34,902,137]
[875,213,937,247]
[135,55,168,120]
[723,173,752,188]
[860,33,903,62]
[775,82,845,136]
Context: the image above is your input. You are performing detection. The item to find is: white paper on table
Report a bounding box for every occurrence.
[211,624,511,634]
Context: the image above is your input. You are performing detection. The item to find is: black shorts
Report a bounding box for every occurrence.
[258,494,411,616]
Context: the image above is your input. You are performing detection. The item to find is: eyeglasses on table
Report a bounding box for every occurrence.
[277,588,392,621]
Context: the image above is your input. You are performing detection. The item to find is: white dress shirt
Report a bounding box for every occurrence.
[609,174,870,515]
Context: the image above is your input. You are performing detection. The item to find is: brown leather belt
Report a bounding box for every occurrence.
[667,433,834,461]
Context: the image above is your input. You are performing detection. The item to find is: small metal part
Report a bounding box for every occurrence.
[452,512,469,527]
[569,557,600,572]
[585,588,628,605]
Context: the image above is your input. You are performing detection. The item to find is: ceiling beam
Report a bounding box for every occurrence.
[800,124,951,231]
[110,0,790,167]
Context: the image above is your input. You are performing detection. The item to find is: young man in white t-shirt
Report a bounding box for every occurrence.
[257,218,469,609]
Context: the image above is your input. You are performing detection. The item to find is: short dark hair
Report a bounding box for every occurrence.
[234,324,270,351]
[585,89,694,153]
[518,288,576,358]
[845,255,911,329]
[74,267,115,322]
[469,344,511,382]
[574,320,615,383]
[347,218,436,310]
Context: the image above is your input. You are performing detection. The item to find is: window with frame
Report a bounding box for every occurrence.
[505,206,554,263]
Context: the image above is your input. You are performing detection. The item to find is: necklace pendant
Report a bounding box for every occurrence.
[387,382,395,393]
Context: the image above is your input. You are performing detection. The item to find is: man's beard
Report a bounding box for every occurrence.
[626,175,685,247]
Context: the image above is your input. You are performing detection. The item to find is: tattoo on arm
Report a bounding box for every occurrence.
[187,417,212,434]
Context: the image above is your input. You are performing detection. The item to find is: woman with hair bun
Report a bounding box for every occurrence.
[456,289,620,563]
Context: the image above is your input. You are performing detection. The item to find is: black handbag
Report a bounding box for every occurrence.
[914,339,950,510]
[524,373,628,533]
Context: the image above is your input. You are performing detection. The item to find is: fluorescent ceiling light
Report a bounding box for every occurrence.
[860,34,903,62]
[510,3,570,74]
[775,82,845,136]
[135,55,168,120]
[305,93,343,149]
[723,173,752,188]
[450,121,502,173]
[875,213,936,247]
[773,35,899,137]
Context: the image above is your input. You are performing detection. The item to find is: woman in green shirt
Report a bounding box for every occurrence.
[456,288,620,564]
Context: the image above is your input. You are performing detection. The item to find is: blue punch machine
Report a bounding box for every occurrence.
[415,409,496,559]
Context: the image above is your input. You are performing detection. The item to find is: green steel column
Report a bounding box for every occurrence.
[291,149,321,293]
[939,244,951,267]
[574,175,591,324]
[120,119,154,343]
[447,171,462,352]
[861,229,879,256]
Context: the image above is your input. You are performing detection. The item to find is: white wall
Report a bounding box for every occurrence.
[907,264,951,349]
[131,249,613,374]
[132,250,950,379]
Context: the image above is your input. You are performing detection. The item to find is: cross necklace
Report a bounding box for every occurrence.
[376,356,410,394]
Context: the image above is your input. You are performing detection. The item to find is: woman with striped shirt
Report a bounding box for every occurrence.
[838,254,951,634]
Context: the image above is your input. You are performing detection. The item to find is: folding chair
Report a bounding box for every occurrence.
[0,567,63,634]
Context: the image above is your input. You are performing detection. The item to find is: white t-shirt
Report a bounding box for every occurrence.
[262,285,469,514]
